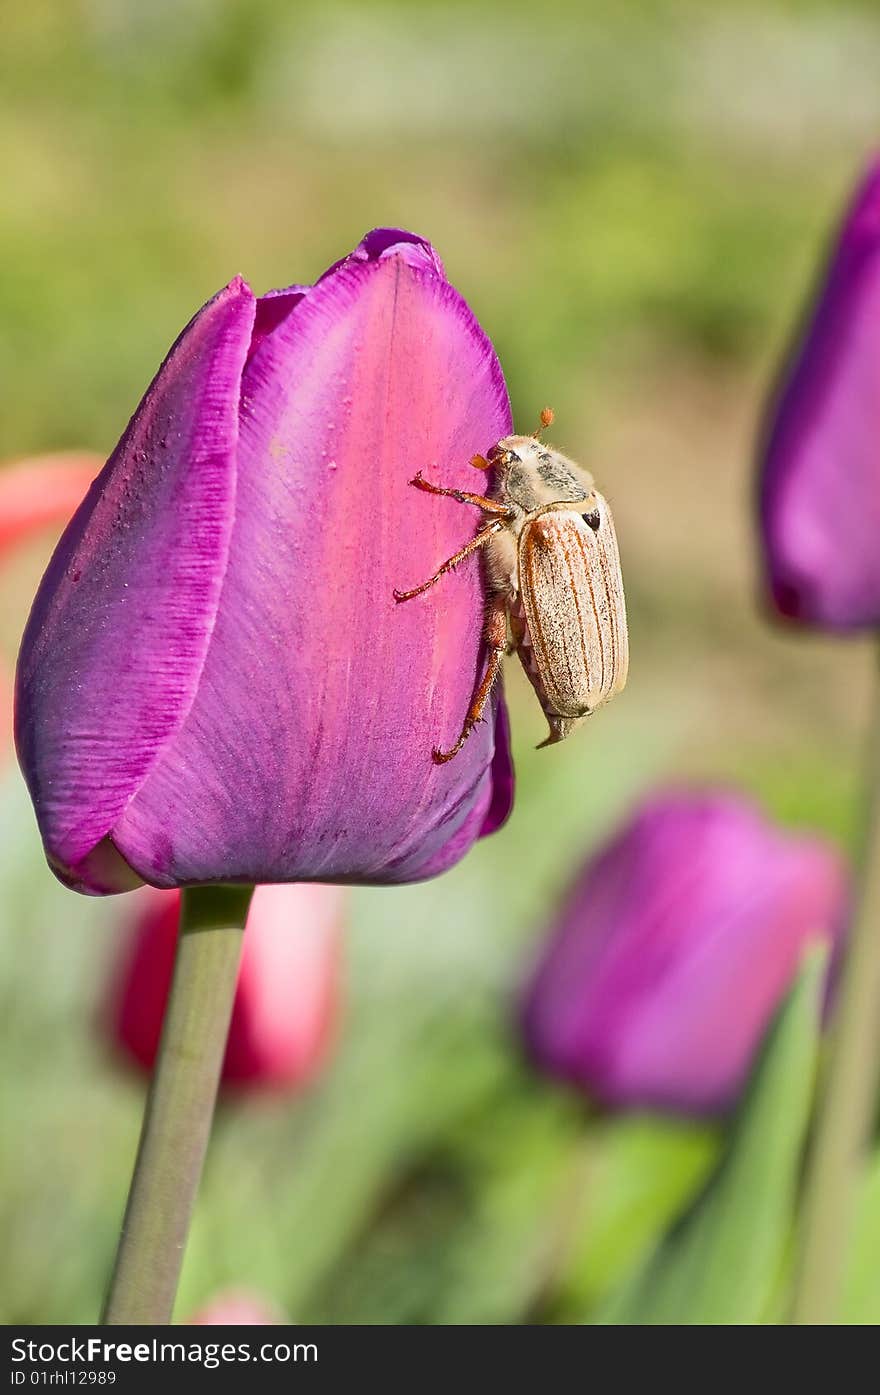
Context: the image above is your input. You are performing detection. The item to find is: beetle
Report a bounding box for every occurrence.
[394,409,629,763]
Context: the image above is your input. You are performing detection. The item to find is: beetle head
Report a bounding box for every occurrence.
[491,436,593,512]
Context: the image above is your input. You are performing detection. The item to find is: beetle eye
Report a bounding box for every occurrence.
[582,508,601,531]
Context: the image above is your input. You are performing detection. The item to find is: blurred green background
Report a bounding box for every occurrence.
[2,0,879,1324]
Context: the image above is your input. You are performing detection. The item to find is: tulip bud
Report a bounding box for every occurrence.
[520,790,848,1115]
[759,157,880,628]
[189,1290,282,1324]
[16,230,513,894]
[108,883,343,1090]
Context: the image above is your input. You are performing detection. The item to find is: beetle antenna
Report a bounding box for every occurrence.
[533,406,555,438]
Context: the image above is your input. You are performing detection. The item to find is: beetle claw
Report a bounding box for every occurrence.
[432,734,468,763]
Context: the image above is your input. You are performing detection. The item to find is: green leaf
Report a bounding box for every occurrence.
[841,1148,880,1324]
[557,1116,720,1317]
[593,945,826,1325]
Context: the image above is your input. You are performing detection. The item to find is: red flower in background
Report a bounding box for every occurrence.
[107,882,344,1090]
[0,454,101,553]
[0,453,99,748]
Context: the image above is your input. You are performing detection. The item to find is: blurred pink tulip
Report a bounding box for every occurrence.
[520,789,849,1115]
[189,1290,283,1324]
[108,882,344,1090]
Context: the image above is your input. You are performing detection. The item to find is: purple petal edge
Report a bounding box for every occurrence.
[15,278,257,891]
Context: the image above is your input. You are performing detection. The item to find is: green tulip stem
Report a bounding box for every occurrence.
[792,676,880,1324]
[102,884,253,1325]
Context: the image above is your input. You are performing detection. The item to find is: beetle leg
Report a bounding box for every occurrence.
[470,454,492,470]
[393,521,503,602]
[408,470,513,517]
[433,595,508,764]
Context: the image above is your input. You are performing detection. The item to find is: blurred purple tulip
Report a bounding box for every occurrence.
[520,790,848,1115]
[15,230,513,894]
[759,156,880,628]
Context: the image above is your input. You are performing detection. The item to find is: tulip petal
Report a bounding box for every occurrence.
[16,279,256,891]
[760,159,880,628]
[112,234,512,885]
[480,697,514,837]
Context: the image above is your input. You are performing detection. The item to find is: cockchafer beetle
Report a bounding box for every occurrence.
[394,409,629,763]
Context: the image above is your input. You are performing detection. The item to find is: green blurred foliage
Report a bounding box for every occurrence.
[1,0,879,1324]
[593,948,825,1324]
[844,1148,880,1324]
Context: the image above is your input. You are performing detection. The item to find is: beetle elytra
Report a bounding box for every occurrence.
[394,409,628,763]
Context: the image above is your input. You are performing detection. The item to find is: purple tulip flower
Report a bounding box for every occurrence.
[759,157,880,628]
[520,790,848,1115]
[15,230,514,894]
